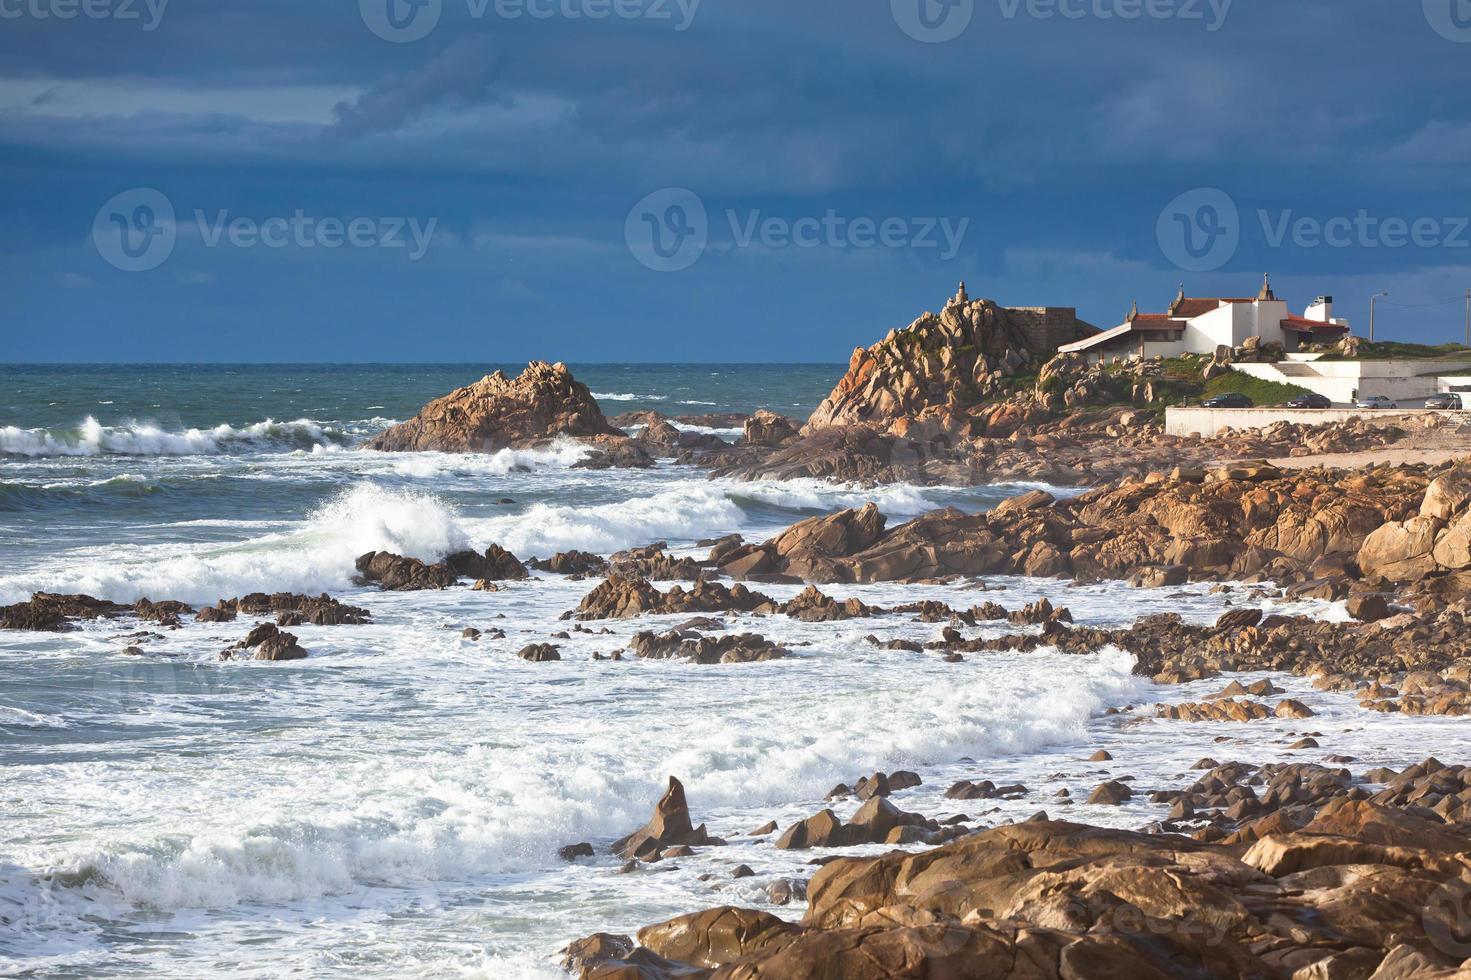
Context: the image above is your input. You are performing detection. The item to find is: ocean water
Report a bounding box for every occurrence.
[0,364,1457,978]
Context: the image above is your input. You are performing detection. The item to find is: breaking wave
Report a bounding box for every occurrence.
[0,417,373,457]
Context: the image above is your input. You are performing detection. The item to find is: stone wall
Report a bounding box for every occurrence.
[1006,306,1095,356]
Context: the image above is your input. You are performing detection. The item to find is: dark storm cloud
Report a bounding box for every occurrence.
[2,0,1471,360]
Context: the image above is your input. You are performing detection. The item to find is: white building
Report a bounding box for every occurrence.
[1057,276,1351,362]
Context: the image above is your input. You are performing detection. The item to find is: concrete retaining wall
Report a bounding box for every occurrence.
[1230,358,1471,404]
[1165,406,1426,437]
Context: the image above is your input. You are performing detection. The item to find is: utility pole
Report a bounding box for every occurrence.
[1370,291,1389,343]
[1465,288,1469,349]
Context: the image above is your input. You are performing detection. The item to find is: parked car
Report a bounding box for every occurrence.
[1285,392,1332,409]
[1355,395,1398,409]
[1425,392,1464,410]
[1201,392,1254,408]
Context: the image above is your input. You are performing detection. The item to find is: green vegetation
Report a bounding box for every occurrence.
[1200,371,1310,405]
[1098,353,1311,406]
[1336,341,1471,361]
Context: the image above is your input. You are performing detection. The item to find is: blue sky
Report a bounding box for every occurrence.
[3,0,1471,362]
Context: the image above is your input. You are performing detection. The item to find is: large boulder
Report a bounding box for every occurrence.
[742,410,798,447]
[365,361,622,453]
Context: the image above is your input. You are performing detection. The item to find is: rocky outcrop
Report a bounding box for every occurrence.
[628,630,788,664]
[779,586,879,622]
[719,462,1429,587]
[446,544,528,582]
[365,361,623,453]
[219,622,309,661]
[354,551,460,591]
[957,603,1471,687]
[354,544,524,590]
[198,593,371,626]
[714,503,886,582]
[1,593,131,631]
[801,285,1088,439]
[577,789,1471,980]
[612,777,722,860]
[563,575,775,621]
[775,796,948,850]
[516,642,561,662]
[1,593,207,631]
[527,550,608,578]
[1359,464,1471,581]
[741,410,797,447]
[609,544,702,582]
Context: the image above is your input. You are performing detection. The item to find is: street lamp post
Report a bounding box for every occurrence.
[1370,291,1389,343]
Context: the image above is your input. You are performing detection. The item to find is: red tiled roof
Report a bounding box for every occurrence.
[1282,316,1349,333]
[1170,297,1256,318]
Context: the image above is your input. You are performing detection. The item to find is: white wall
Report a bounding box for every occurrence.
[1231,358,1471,404]
[1166,406,1422,437]
[1184,305,1234,352]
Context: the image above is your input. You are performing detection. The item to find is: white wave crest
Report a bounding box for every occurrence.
[591,392,667,402]
[0,417,349,457]
[25,649,1140,913]
[469,483,745,557]
[0,484,470,605]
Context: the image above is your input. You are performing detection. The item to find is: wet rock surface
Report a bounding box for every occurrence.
[569,756,1471,979]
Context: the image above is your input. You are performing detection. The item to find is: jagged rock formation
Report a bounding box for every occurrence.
[611,777,722,859]
[365,361,624,453]
[801,284,1096,439]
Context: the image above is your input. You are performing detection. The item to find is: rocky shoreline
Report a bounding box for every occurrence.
[9,289,1471,977]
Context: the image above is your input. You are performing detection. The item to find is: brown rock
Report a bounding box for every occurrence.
[612,777,719,860]
[365,361,624,453]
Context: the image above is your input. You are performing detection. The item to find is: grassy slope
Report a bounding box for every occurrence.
[1200,371,1310,405]
[1342,341,1471,361]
